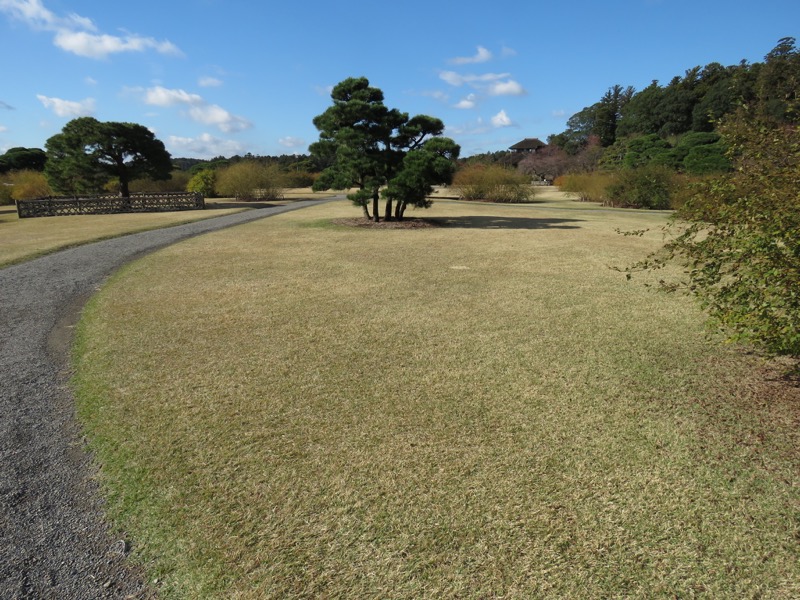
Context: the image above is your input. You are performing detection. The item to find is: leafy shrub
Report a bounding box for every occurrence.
[216,162,286,201]
[556,172,617,203]
[128,170,191,194]
[641,110,800,356]
[606,165,676,209]
[0,181,13,205]
[7,170,53,200]
[187,169,217,197]
[453,164,534,202]
[283,170,316,188]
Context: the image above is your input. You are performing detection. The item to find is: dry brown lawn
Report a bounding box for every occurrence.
[72,195,799,598]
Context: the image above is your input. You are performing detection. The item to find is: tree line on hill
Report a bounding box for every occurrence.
[1,37,796,208]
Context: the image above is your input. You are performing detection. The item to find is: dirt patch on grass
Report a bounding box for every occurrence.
[332,217,442,229]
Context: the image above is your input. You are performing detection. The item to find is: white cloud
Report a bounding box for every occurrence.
[421,90,449,102]
[446,117,490,137]
[198,76,223,88]
[487,79,527,96]
[278,136,306,149]
[53,30,181,59]
[167,133,246,159]
[0,125,7,132]
[552,109,566,118]
[454,93,477,110]
[449,46,492,65]
[36,94,95,117]
[439,71,510,87]
[84,76,97,85]
[142,86,252,133]
[0,0,93,31]
[144,86,204,107]
[0,0,182,59]
[188,104,251,133]
[501,46,517,57]
[491,110,513,128]
[439,71,463,87]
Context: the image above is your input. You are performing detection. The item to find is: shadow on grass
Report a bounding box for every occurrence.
[434,215,584,230]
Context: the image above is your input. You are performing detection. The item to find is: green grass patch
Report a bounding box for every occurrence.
[73,198,799,598]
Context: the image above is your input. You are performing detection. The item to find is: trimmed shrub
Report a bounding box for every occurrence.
[453,164,535,202]
[622,134,673,169]
[683,143,731,174]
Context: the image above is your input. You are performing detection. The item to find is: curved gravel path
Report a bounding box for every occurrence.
[0,200,333,599]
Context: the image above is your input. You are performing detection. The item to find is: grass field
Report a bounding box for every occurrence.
[0,190,339,268]
[0,203,246,268]
[72,196,799,598]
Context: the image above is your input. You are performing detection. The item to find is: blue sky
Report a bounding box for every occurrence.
[0,0,796,159]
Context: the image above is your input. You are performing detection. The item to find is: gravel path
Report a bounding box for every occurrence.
[0,200,332,599]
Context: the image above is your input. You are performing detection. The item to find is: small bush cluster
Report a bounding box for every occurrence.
[187,169,217,198]
[0,170,53,204]
[283,170,317,188]
[128,170,191,194]
[453,164,535,202]
[556,172,616,203]
[606,165,676,209]
[215,162,285,201]
[557,168,687,210]
[0,180,13,205]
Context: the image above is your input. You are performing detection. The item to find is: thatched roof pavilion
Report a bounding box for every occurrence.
[509,138,545,153]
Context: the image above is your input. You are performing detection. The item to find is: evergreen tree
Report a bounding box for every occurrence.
[45,117,172,197]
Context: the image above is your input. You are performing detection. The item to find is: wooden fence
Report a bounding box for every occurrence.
[16,192,205,218]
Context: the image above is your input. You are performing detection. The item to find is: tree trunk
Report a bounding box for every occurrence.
[372,190,380,222]
[361,203,371,220]
[384,196,393,221]
[394,200,402,220]
[119,178,132,211]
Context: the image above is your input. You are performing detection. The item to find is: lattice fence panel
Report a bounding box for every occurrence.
[16,192,204,218]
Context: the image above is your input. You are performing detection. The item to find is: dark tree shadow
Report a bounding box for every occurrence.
[431,215,584,230]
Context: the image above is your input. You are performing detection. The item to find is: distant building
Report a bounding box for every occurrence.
[509,138,545,153]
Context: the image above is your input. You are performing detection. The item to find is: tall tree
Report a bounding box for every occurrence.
[383,136,460,219]
[550,85,633,153]
[657,69,701,137]
[0,147,47,173]
[617,81,666,138]
[310,77,459,221]
[594,85,635,146]
[758,37,800,122]
[45,117,172,197]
